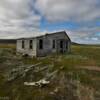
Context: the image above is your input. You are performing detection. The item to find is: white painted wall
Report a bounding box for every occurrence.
[16,32,71,57]
[16,38,37,57]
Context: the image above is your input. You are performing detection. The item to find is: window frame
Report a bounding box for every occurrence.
[60,40,63,49]
[22,40,25,49]
[66,41,68,49]
[52,40,56,49]
[29,40,33,49]
[39,39,43,49]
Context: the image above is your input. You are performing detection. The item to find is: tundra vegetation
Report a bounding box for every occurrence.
[0,44,100,100]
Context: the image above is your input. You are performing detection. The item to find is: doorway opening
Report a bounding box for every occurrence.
[60,40,64,53]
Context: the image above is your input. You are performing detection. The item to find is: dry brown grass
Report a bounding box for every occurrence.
[0,44,16,49]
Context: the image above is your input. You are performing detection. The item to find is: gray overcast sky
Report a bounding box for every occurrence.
[0,0,100,44]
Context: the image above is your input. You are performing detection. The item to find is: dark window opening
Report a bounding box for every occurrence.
[22,40,24,49]
[52,40,56,49]
[39,39,43,49]
[60,40,63,48]
[30,40,33,49]
[66,41,68,49]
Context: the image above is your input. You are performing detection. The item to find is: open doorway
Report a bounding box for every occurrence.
[39,39,43,49]
[60,40,64,53]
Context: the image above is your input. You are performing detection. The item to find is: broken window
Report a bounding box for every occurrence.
[60,40,63,48]
[66,41,68,49]
[52,40,56,49]
[39,39,43,49]
[22,40,25,49]
[30,40,33,49]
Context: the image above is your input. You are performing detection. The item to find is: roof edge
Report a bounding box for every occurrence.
[17,31,71,41]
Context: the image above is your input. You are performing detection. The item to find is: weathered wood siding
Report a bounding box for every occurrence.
[36,32,70,56]
[16,38,37,57]
[16,31,71,57]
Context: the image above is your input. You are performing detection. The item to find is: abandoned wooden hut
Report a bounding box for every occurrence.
[16,31,71,57]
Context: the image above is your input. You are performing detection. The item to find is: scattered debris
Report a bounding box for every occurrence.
[24,79,50,87]
[34,65,49,73]
[54,87,59,93]
[24,68,59,88]
[45,69,59,80]
[49,87,59,95]
[7,63,41,81]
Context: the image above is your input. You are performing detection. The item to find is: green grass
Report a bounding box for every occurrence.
[0,44,100,99]
[71,45,100,66]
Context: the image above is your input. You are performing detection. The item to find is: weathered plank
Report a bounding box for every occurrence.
[7,63,41,81]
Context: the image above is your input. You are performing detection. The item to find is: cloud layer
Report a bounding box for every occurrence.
[35,0,100,44]
[0,0,41,38]
[35,0,100,22]
[0,0,100,44]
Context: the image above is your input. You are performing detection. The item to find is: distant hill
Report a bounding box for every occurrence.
[0,39,16,44]
[71,42,100,46]
[71,42,80,45]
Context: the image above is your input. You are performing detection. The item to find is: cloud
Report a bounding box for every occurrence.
[35,0,100,22]
[67,26,100,44]
[35,0,100,44]
[0,0,41,38]
[0,0,100,44]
